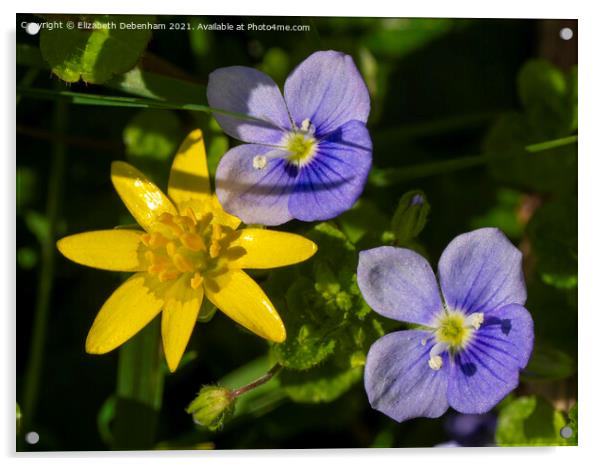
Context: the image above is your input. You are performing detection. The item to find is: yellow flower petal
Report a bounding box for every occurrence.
[227,229,317,269]
[86,273,165,354]
[204,270,285,343]
[168,129,212,206]
[161,285,203,372]
[209,194,241,230]
[111,161,177,232]
[178,194,241,230]
[57,230,146,272]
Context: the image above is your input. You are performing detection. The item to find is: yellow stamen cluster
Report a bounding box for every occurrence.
[141,209,235,289]
[426,310,485,371]
[435,312,470,349]
[284,120,317,167]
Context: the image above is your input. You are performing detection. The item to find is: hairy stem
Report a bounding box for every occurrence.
[231,364,283,399]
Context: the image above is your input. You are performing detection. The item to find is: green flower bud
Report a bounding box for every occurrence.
[186,386,235,431]
[391,190,430,244]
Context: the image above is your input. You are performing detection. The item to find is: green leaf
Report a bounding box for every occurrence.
[495,395,568,446]
[39,15,154,84]
[521,344,575,382]
[485,114,577,193]
[17,43,207,105]
[272,276,339,370]
[518,60,577,136]
[390,190,430,244]
[527,197,577,290]
[280,363,363,403]
[485,60,577,193]
[266,222,388,403]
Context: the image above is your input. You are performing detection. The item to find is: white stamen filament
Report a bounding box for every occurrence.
[252,149,288,170]
[300,118,314,133]
[427,342,449,371]
[466,312,485,330]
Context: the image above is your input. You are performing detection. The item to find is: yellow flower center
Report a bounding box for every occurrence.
[284,119,317,166]
[426,310,485,371]
[141,209,243,290]
[435,312,470,348]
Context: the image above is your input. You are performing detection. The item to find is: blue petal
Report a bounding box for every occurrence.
[364,330,450,423]
[357,246,443,325]
[288,120,372,221]
[207,66,291,144]
[284,51,370,136]
[447,304,534,414]
[437,228,527,314]
[215,144,295,225]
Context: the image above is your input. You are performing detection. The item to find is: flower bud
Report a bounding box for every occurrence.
[391,190,430,244]
[186,386,235,431]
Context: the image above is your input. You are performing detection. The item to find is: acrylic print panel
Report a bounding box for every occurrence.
[16,14,577,451]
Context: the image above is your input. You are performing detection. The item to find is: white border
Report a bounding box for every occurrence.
[4,1,600,465]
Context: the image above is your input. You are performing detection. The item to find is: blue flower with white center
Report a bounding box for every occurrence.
[206,50,372,226]
[357,228,534,422]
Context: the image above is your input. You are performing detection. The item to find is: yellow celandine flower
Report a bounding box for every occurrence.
[57,129,317,372]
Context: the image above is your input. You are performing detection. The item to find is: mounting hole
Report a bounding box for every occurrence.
[560,425,573,439]
[559,27,574,41]
[25,431,40,445]
[25,23,41,35]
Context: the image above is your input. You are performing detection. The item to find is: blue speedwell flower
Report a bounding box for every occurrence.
[207,50,372,226]
[357,228,534,422]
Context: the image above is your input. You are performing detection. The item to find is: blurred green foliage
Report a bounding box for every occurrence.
[40,15,154,83]
[16,14,577,450]
[522,344,575,382]
[496,396,573,446]
[527,196,578,290]
[484,60,577,193]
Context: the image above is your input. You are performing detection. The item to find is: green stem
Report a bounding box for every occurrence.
[525,135,577,152]
[369,135,577,187]
[22,99,68,430]
[112,317,165,450]
[231,364,283,398]
[17,86,262,122]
